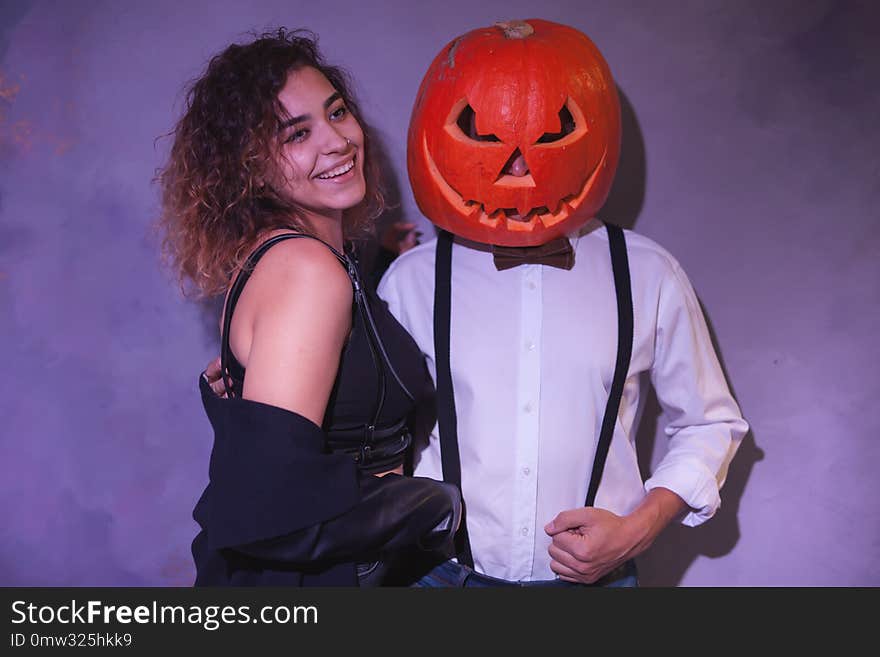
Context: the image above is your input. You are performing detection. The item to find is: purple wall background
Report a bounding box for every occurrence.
[1,0,877,586]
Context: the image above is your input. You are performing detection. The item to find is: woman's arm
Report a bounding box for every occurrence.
[232,237,352,424]
[204,237,461,564]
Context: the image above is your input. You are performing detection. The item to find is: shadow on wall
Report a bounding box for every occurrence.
[600,86,645,231]
[601,84,762,585]
[635,302,763,587]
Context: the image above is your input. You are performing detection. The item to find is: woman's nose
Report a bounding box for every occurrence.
[323,125,351,152]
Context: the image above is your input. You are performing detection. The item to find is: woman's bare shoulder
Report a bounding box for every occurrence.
[236,236,354,419]
[245,236,352,309]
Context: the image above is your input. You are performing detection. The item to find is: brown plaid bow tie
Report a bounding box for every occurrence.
[492,237,575,271]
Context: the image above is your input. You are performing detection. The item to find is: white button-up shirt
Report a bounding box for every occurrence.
[378,221,748,581]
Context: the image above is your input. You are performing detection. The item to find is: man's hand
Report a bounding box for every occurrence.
[202,356,229,398]
[380,221,420,255]
[544,507,639,584]
[544,487,686,584]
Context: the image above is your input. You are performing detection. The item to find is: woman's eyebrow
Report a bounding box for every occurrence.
[279,92,343,129]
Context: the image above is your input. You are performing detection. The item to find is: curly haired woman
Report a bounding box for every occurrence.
[158,29,459,586]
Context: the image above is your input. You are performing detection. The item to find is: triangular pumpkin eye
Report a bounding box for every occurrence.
[536,104,576,144]
[456,104,500,142]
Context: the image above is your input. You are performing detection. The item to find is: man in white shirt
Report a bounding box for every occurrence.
[377,20,748,586]
[379,223,747,585]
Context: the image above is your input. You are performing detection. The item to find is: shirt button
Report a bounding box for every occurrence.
[526,341,535,352]
[521,527,529,536]
[522,467,531,476]
[527,281,537,291]
[523,402,533,414]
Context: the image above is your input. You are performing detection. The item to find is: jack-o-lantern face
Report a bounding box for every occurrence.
[407,19,621,246]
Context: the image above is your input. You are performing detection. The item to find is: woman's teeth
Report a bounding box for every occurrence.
[317,159,354,179]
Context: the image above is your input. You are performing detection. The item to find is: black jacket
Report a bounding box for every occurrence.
[192,375,460,586]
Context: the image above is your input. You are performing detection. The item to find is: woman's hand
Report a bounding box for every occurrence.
[380,221,420,255]
[203,356,229,398]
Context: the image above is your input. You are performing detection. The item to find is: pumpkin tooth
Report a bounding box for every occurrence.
[505,215,538,231]
[479,212,501,228]
[541,204,569,227]
[534,209,553,227]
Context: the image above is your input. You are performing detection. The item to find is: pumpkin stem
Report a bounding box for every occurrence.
[494,20,534,39]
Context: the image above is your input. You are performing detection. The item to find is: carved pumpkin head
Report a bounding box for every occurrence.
[407,19,621,247]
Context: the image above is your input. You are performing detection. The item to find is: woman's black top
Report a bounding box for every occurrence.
[221,233,430,474]
[191,233,434,586]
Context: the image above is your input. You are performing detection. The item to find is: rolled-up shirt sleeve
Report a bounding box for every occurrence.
[644,260,749,526]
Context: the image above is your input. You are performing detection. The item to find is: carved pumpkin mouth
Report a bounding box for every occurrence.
[422,135,607,233]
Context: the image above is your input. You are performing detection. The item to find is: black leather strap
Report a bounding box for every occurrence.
[326,416,412,474]
[346,251,415,403]
[584,223,634,507]
[433,230,474,568]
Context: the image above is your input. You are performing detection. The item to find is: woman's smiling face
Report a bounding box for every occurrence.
[271,65,366,221]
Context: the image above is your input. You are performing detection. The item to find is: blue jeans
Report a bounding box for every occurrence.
[412,559,638,588]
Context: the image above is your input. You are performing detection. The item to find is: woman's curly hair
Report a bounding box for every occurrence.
[157,28,385,297]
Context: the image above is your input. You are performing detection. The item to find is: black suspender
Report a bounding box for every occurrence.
[432,223,633,565]
[433,230,474,567]
[585,224,633,506]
